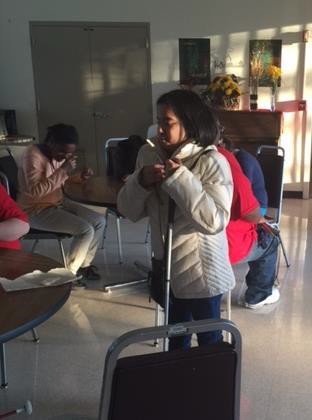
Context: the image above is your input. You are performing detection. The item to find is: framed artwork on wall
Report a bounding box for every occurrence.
[179,38,210,86]
[249,40,282,87]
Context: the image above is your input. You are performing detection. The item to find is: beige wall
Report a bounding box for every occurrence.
[0,0,311,193]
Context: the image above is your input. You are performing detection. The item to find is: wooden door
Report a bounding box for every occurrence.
[31,24,96,169]
[89,24,152,174]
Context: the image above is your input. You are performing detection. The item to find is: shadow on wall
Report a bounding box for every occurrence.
[150,81,180,122]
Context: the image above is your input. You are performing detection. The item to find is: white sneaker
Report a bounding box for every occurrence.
[245,287,280,309]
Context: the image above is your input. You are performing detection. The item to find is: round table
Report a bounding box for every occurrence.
[63,175,124,208]
[0,249,72,388]
[64,175,148,293]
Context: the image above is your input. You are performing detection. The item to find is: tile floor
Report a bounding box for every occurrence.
[1,198,312,419]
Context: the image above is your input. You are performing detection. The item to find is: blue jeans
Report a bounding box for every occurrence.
[240,235,279,305]
[168,293,223,351]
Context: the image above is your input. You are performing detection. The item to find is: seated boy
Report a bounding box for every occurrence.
[218,146,279,309]
[17,123,105,281]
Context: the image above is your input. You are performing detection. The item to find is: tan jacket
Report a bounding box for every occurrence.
[117,142,235,299]
[17,145,79,215]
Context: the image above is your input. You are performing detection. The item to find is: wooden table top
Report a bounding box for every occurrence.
[0,249,71,342]
[64,175,124,207]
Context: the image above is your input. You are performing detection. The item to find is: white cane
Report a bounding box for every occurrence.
[163,198,175,351]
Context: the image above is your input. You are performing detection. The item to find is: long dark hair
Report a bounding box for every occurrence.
[157,89,220,147]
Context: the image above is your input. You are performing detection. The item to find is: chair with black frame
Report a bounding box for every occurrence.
[102,137,128,264]
[256,145,290,268]
[0,170,9,193]
[0,148,72,268]
[102,136,149,264]
[98,319,242,420]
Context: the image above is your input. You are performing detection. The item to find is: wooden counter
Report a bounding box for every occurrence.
[214,110,283,155]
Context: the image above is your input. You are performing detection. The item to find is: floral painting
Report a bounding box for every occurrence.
[179,38,210,86]
[249,40,282,87]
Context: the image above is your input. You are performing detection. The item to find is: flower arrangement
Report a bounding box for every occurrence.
[201,74,241,110]
[266,64,281,111]
[250,50,265,80]
[267,65,281,94]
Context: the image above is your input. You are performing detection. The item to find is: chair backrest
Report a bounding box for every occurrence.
[104,138,127,176]
[0,149,19,200]
[104,136,144,178]
[99,319,241,420]
[0,170,10,194]
[147,123,157,138]
[256,145,285,224]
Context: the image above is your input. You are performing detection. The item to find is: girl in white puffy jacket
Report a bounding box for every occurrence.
[117,89,234,350]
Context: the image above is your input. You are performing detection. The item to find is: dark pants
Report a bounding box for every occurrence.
[240,236,279,305]
[168,293,223,351]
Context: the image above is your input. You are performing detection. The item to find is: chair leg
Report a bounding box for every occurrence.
[274,256,282,289]
[277,233,290,267]
[58,239,68,268]
[0,343,8,389]
[225,290,232,344]
[101,218,108,249]
[226,290,232,321]
[144,223,150,244]
[116,216,123,264]
[31,328,40,343]
[30,239,39,253]
[153,304,161,347]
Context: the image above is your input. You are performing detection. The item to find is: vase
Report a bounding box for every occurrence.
[223,96,240,110]
[271,85,277,112]
[210,96,240,110]
[249,76,259,110]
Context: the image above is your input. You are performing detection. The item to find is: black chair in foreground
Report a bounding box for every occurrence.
[99,319,242,420]
[256,145,290,268]
[0,149,72,268]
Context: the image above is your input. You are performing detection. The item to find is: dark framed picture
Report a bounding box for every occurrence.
[249,40,282,87]
[179,38,210,85]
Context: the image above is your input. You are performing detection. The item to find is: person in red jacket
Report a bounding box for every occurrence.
[0,184,29,249]
[218,146,280,309]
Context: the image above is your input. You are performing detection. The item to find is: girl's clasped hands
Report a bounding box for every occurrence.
[140,159,181,188]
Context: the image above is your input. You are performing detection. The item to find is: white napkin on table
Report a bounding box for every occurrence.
[0,268,76,292]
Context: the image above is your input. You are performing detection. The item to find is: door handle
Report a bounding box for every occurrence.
[93,112,110,119]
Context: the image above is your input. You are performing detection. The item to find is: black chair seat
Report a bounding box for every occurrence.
[25,228,72,240]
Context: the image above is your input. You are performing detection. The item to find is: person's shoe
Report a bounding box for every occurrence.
[77,265,100,281]
[72,276,87,289]
[245,287,280,309]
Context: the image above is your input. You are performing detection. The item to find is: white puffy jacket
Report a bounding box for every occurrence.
[117,141,235,299]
